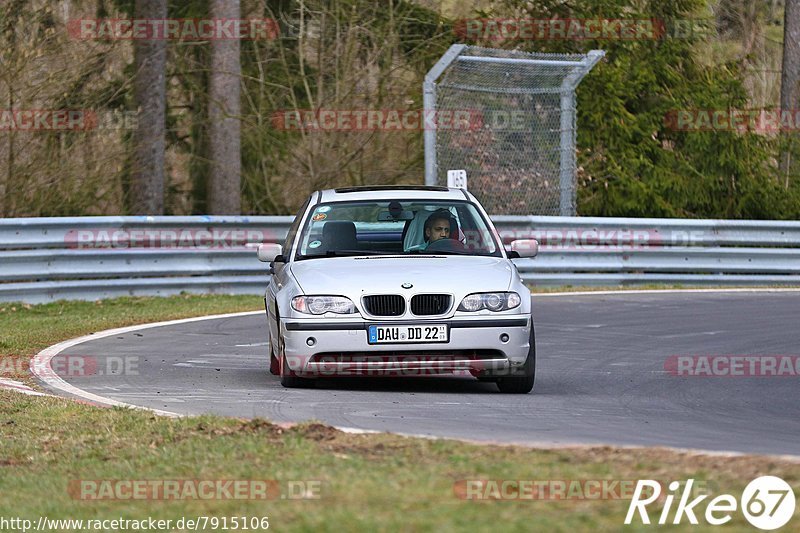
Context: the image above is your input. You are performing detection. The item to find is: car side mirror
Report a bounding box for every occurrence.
[257,243,283,263]
[509,239,538,258]
[268,255,286,275]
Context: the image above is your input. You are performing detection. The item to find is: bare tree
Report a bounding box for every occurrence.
[780,0,799,186]
[130,0,167,214]
[242,0,430,212]
[208,0,242,214]
[0,4,16,218]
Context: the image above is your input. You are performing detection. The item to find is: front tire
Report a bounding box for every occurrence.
[496,320,535,394]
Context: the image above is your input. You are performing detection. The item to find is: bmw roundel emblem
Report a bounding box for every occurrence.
[401,282,413,289]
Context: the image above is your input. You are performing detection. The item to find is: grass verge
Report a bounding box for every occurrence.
[1,295,799,531]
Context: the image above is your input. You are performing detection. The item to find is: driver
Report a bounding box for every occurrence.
[408,209,453,251]
[425,212,451,244]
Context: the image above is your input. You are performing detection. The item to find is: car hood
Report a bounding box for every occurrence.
[289,255,514,296]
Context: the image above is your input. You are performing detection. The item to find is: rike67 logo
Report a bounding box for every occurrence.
[625,476,796,530]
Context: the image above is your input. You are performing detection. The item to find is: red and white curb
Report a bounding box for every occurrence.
[0,377,52,397]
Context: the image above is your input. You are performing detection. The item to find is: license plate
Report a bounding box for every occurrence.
[367,324,449,344]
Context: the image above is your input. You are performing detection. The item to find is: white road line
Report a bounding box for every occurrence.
[235,342,270,347]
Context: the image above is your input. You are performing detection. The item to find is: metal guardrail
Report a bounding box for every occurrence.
[1,215,799,303]
[0,216,293,249]
[491,216,800,247]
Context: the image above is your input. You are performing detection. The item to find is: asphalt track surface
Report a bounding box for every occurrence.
[47,292,800,456]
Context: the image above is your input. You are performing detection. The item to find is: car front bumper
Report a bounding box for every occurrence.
[280,315,532,377]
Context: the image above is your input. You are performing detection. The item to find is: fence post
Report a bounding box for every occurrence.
[424,44,466,186]
[560,50,605,216]
[559,90,577,216]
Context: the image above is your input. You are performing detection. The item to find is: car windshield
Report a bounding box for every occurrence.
[295,200,502,259]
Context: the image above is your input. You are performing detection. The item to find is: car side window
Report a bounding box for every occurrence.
[283,196,311,256]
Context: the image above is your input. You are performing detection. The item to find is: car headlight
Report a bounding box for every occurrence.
[457,292,521,312]
[292,296,356,315]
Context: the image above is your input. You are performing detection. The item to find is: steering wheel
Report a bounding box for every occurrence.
[425,238,466,253]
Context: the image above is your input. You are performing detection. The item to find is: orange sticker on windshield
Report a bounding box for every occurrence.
[312,213,327,221]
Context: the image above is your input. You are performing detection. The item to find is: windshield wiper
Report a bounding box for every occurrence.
[327,249,395,256]
[403,249,486,256]
[418,250,475,256]
[300,249,394,259]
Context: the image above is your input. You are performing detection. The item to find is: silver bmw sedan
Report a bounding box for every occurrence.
[257,185,539,393]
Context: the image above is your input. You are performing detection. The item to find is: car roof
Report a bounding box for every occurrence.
[318,185,472,203]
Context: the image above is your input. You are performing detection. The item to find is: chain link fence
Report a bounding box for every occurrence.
[424,45,603,215]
